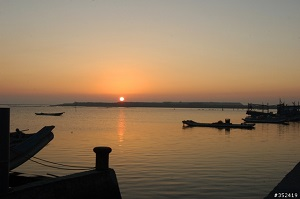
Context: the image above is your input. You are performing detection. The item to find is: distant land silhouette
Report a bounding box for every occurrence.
[56,102,255,109]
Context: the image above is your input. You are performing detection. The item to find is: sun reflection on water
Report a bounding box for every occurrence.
[117,109,125,146]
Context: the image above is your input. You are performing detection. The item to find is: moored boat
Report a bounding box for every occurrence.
[182,119,255,129]
[35,112,64,116]
[242,116,289,125]
[246,101,300,122]
[276,102,300,121]
[10,126,55,170]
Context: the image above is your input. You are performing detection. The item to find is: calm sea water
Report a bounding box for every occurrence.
[6,106,300,199]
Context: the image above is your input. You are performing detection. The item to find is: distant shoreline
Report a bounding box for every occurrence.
[1,102,281,109]
[55,101,251,109]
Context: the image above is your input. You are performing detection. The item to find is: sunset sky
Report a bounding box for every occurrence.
[1,1,300,104]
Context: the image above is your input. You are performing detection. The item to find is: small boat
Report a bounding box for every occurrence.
[182,119,255,129]
[35,112,64,116]
[10,126,55,170]
[242,116,289,125]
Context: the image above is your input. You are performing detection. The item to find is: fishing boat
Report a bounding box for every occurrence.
[242,116,289,125]
[35,112,64,116]
[10,126,55,170]
[246,101,300,122]
[276,102,300,121]
[182,119,255,129]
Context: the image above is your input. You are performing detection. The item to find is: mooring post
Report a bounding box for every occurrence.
[0,108,10,195]
[93,147,112,170]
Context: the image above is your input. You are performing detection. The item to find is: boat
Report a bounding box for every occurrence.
[10,126,55,170]
[35,112,64,116]
[276,102,300,121]
[242,116,289,125]
[246,110,275,117]
[182,119,255,129]
[246,101,300,122]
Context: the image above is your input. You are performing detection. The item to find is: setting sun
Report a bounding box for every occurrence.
[119,97,125,102]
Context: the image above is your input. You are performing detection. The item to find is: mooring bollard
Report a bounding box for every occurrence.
[93,147,112,170]
[0,108,10,195]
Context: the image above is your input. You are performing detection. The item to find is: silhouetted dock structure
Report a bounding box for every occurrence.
[0,108,121,199]
[265,161,300,199]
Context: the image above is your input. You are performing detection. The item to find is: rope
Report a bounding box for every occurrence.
[31,156,94,169]
[29,158,94,171]
[11,148,95,171]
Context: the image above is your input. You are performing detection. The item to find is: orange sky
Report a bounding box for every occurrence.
[1,1,300,104]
